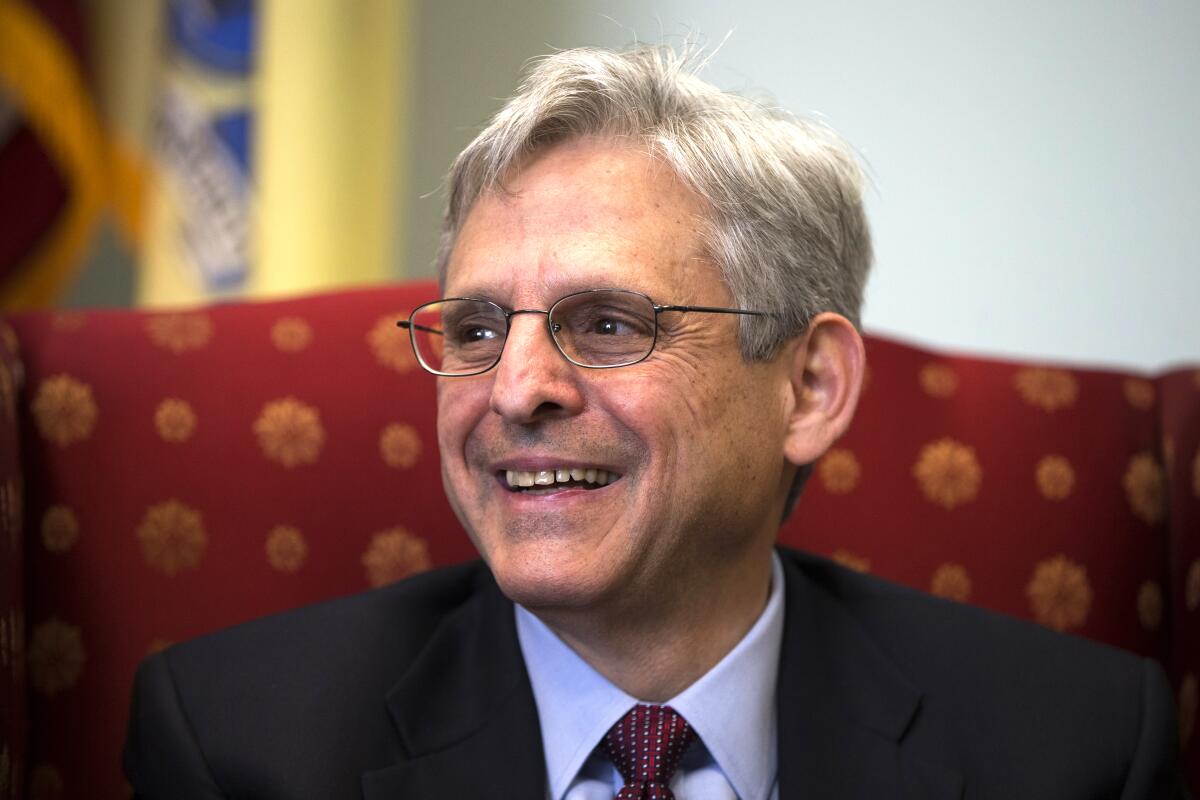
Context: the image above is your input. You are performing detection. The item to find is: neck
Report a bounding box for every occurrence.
[532,547,774,702]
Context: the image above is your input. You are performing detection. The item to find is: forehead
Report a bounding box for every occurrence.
[444,137,724,303]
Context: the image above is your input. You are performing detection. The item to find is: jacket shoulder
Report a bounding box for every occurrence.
[779,546,1146,683]
[777,548,1183,796]
[125,561,497,798]
[165,559,490,683]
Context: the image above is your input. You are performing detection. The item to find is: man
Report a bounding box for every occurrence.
[124,46,1187,798]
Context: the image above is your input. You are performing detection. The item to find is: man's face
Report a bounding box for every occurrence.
[438,136,796,615]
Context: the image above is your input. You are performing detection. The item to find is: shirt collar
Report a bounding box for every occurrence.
[516,552,786,800]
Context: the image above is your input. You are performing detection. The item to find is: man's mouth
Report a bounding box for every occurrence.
[503,468,619,493]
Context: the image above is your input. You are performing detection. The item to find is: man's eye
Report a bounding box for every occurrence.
[575,309,652,337]
[593,318,626,336]
[447,320,502,345]
[463,326,498,342]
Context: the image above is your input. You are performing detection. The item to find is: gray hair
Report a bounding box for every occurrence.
[436,44,873,361]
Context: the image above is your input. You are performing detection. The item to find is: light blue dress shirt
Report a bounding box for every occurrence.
[515,552,785,800]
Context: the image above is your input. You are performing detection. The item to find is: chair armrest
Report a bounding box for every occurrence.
[0,318,27,798]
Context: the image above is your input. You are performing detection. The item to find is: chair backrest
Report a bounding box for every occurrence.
[2,282,1196,796]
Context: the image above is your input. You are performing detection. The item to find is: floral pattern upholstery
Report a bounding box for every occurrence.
[0,282,1196,797]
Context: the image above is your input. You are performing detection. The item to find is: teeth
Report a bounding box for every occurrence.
[504,467,619,489]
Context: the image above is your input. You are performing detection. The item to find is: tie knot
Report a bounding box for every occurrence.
[600,704,696,800]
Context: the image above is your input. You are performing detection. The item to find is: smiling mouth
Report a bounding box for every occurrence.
[503,468,620,493]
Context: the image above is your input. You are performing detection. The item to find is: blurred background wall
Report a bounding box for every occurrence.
[2,0,1197,369]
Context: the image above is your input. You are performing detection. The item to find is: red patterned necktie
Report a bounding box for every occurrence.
[600,704,697,800]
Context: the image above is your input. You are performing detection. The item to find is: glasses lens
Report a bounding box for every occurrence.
[550,290,657,367]
[410,299,506,375]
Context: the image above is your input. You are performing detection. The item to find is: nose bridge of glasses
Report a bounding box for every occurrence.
[506,307,552,322]
[502,307,565,357]
[505,307,555,334]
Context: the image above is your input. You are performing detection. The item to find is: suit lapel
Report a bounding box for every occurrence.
[361,570,546,799]
[776,550,963,800]
[359,551,965,798]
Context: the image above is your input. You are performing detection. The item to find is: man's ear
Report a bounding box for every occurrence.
[782,312,866,467]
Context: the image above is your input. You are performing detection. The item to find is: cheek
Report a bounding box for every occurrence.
[622,348,719,426]
[599,364,728,482]
[662,362,787,483]
[435,381,487,462]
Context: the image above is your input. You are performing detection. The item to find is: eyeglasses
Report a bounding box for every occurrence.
[396,288,769,377]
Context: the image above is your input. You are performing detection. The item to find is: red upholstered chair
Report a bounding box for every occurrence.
[0,281,1197,797]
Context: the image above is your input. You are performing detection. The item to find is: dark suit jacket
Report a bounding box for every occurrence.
[124,548,1188,799]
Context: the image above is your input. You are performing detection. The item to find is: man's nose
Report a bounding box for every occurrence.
[488,313,585,423]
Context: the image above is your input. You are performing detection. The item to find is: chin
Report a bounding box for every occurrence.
[484,540,616,612]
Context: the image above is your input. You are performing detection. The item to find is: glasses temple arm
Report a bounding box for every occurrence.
[654,305,771,317]
[396,320,444,336]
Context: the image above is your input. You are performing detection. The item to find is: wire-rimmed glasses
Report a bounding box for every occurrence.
[396,288,769,377]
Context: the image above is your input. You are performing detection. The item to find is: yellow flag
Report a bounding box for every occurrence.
[137,0,411,307]
[250,0,411,299]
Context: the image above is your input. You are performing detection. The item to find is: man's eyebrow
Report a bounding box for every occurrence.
[442,285,505,301]
[447,279,664,304]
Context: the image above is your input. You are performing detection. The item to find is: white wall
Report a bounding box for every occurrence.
[406,1,1199,370]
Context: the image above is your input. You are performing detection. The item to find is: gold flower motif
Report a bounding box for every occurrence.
[266,525,308,573]
[155,398,197,443]
[147,638,172,655]
[1,479,20,546]
[146,313,213,353]
[930,563,972,602]
[1137,580,1164,631]
[1013,367,1078,412]
[1035,455,1075,500]
[830,549,870,573]
[29,763,64,799]
[1180,673,1197,747]
[28,619,86,696]
[0,360,13,421]
[368,312,417,373]
[380,423,422,469]
[1026,554,1092,632]
[50,311,87,332]
[918,363,959,398]
[1122,452,1165,526]
[41,505,79,553]
[362,527,432,587]
[1186,559,1200,612]
[136,500,207,575]
[1122,377,1155,411]
[913,438,982,509]
[32,374,98,446]
[270,317,313,352]
[817,448,860,494]
[0,322,17,355]
[253,397,325,468]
